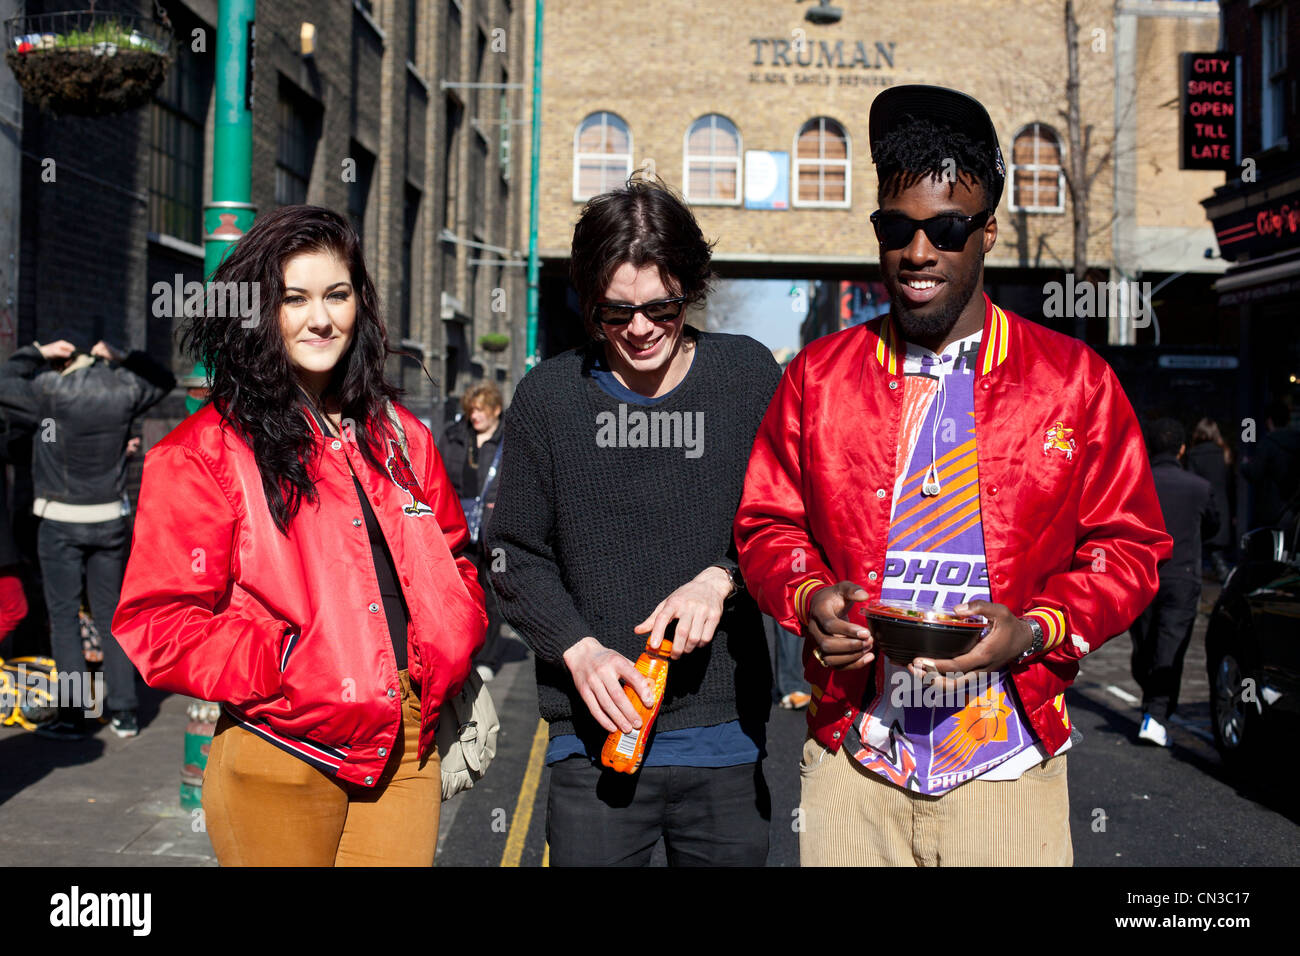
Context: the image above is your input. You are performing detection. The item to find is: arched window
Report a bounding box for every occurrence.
[573,111,632,201]
[793,117,850,207]
[1010,123,1064,213]
[683,114,741,204]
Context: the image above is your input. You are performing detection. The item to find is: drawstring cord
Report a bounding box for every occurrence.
[921,359,949,497]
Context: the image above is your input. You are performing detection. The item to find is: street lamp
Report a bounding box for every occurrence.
[798,0,843,25]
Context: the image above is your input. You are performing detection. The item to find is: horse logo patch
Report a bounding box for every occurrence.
[1043,421,1077,461]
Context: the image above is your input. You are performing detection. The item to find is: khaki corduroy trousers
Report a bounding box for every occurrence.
[798,735,1073,866]
[201,669,441,867]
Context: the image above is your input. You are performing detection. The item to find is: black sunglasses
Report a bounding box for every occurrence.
[595,296,687,326]
[869,210,992,252]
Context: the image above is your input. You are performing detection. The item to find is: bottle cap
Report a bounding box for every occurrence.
[648,638,673,654]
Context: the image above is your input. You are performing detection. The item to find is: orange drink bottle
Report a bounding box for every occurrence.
[600,638,673,774]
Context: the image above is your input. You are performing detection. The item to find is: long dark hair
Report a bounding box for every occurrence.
[181,205,402,535]
[569,173,715,342]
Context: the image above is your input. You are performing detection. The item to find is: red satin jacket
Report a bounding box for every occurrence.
[735,296,1171,756]
[112,402,486,788]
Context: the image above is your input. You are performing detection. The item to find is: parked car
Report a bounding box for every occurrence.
[1204,520,1300,772]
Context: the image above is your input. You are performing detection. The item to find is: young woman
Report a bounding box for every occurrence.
[438,383,505,678]
[112,205,486,866]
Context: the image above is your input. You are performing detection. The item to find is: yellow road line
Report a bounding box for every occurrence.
[500,718,548,867]
[542,842,549,868]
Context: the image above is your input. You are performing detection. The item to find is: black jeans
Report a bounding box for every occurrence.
[37,516,137,714]
[471,548,504,669]
[1129,576,1201,720]
[546,757,771,866]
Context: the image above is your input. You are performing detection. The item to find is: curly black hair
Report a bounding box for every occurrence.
[1145,418,1186,458]
[569,172,716,342]
[180,205,403,535]
[872,116,1004,211]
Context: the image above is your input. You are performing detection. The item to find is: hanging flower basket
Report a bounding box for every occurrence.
[5,7,173,116]
[479,333,510,353]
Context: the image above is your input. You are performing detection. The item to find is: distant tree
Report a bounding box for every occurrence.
[698,279,750,332]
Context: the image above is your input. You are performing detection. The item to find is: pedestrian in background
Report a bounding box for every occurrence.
[438,382,506,680]
[1241,400,1300,530]
[177,362,212,415]
[1130,418,1219,747]
[488,176,781,866]
[0,332,175,739]
[765,614,810,710]
[0,420,29,650]
[113,205,486,866]
[1185,417,1233,581]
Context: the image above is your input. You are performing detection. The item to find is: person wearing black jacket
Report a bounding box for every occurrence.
[1186,418,1234,580]
[0,334,175,739]
[1242,400,1300,530]
[0,420,30,650]
[437,382,505,677]
[1130,418,1219,747]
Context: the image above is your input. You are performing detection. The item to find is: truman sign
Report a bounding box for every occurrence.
[748,37,897,86]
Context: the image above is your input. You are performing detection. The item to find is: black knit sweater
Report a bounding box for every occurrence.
[486,329,782,742]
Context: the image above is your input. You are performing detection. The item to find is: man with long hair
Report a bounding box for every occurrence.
[488,176,781,866]
[735,86,1171,866]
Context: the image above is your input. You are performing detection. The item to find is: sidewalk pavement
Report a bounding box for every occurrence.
[0,626,538,868]
[0,588,1226,867]
[0,683,216,866]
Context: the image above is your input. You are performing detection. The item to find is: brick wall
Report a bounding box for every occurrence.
[536,0,1220,276]
[16,0,529,417]
[18,95,150,352]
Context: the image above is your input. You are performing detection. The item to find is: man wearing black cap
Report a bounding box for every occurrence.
[735,86,1170,865]
[0,333,175,739]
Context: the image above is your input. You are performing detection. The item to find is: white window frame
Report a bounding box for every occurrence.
[682,114,742,206]
[792,117,850,209]
[572,111,632,202]
[1008,122,1065,214]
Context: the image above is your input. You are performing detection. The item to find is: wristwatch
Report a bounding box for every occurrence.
[712,564,743,599]
[1016,618,1045,664]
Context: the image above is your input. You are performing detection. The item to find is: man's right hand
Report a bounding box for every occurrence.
[36,340,76,362]
[562,636,655,735]
[807,581,874,670]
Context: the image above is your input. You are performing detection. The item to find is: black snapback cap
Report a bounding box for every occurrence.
[868,84,1006,208]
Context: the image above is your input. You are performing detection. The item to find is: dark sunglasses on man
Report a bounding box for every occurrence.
[869,209,992,253]
[595,296,687,326]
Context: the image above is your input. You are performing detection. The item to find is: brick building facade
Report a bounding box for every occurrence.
[1203,0,1300,429]
[7,0,528,430]
[532,0,1225,356]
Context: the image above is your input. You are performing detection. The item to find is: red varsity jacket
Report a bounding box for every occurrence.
[112,402,486,787]
[734,295,1171,756]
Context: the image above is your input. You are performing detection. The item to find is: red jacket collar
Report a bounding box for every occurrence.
[872,293,1012,376]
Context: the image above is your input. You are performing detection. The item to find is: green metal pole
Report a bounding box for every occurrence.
[202,0,257,282]
[185,0,256,814]
[524,0,543,371]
